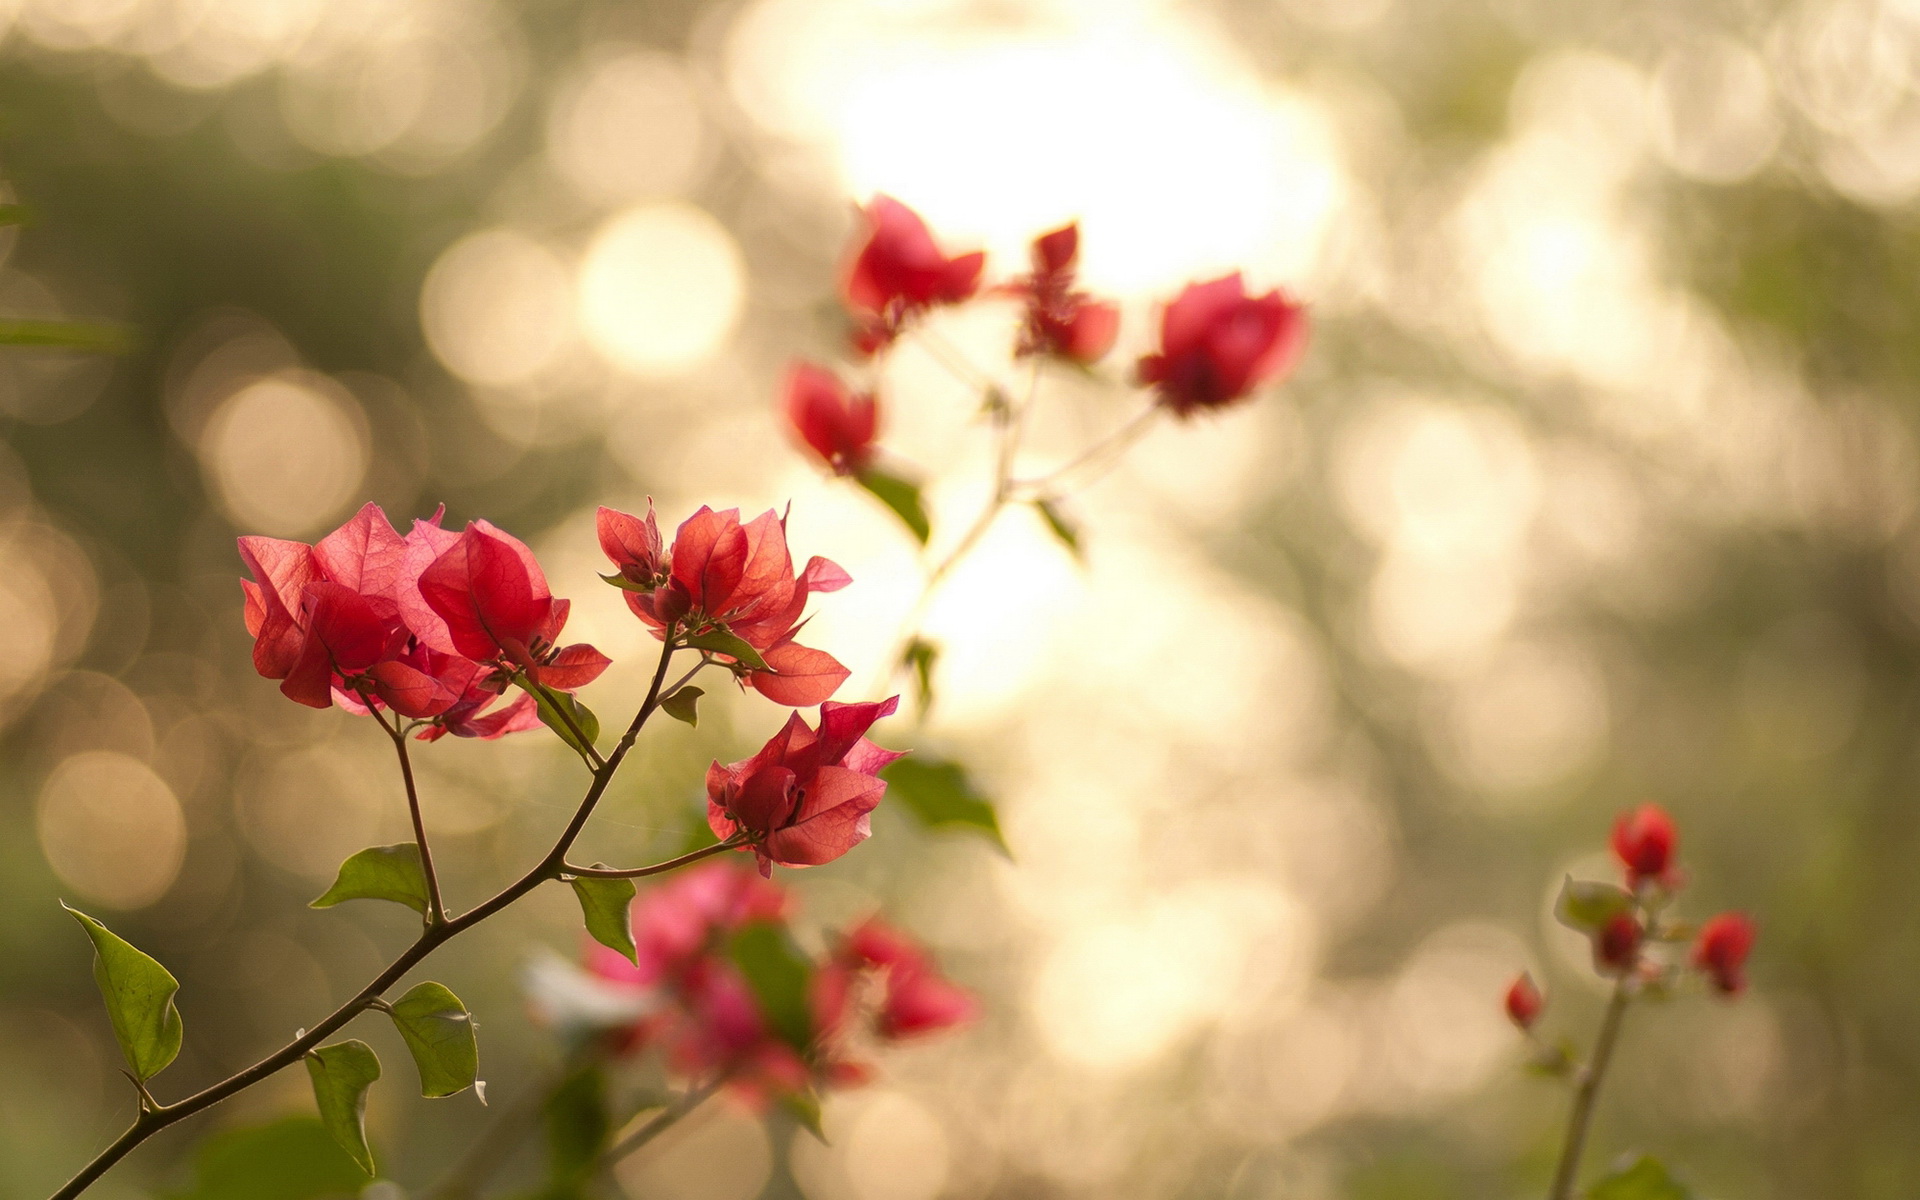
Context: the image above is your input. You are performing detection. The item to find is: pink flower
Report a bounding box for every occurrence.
[783,361,879,476]
[1693,912,1756,997]
[835,918,976,1041]
[599,504,853,707]
[841,196,984,357]
[1136,273,1307,417]
[1504,972,1544,1029]
[706,698,905,874]
[416,519,610,692]
[1006,222,1120,366]
[1611,804,1679,888]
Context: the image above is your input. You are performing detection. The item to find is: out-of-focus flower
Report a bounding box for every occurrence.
[600,504,853,707]
[1612,804,1679,889]
[706,698,904,874]
[1136,273,1307,417]
[1504,972,1544,1029]
[783,362,879,476]
[841,195,984,357]
[834,917,976,1041]
[1693,912,1756,996]
[1594,912,1644,974]
[417,519,610,692]
[1006,222,1120,366]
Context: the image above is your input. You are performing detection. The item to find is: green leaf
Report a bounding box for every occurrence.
[1555,876,1635,933]
[303,1040,380,1176]
[165,1117,370,1200]
[684,628,770,670]
[855,465,931,544]
[544,1064,611,1179]
[309,843,430,915]
[0,318,132,352]
[64,903,184,1083]
[881,756,1010,855]
[781,1088,827,1143]
[901,639,938,715]
[726,921,814,1053]
[598,571,654,594]
[1032,497,1083,561]
[523,683,601,764]
[0,203,29,226]
[1588,1155,1693,1200]
[387,981,479,1098]
[569,873,638,964]
[661,685,704,727]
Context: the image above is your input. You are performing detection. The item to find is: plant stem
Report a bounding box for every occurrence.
[367,700,446,926]
[1010,401,1160,500]
[50,633,689,1200]
[1546,978,1634,1200]
[601,1078,722,1168]
[563,838,744,878]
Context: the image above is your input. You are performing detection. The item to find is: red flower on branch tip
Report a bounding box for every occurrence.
[1136,272,1308,417]
[599,503,853,707]
[1006,222,1120,367]
[825,917,977,1042]
[1504,972,1544,1030]
[841,195,984,357]
[783,361,879,476]
[706,697,904,875]
[416,518,610,693]
[1693,912,1756,997]
[1593,912,1644,975]
[1611,804,1679,889]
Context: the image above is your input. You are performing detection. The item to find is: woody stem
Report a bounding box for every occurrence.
[601,1077,724,1168]
[367,699,446,926]
[562,836,746,878]
[1546,977,1634,1200]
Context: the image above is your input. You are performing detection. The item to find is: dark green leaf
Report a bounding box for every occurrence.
[782,1088,827,1143]
[304,1040,380,1175]
[523,683,601,764]
[1588,1155,1693,1200]
[1032,497,1083,561]
[64,903,183,1083]
[1555,877,1635,933]
[0,318,132,352]
[902,639,938,715]
[855,465,931,544]
[309,843,430,915]
[881,756,1010,855]
[387,981,479,1098]
[165,1117,370,1200]
[661,685,703,727]
[569,873,637,964]
[727,921,814,1053]
[544,1065,611,1179]
[598,571,654,594]
[684,628,770,671]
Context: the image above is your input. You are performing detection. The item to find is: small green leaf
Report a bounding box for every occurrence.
[0,318,132,352]
[165,1117,370,1200]
[523,683,601,764]
[304,1040,380,1175]
[901,639,938,715]
[544,1065,612,1179]
[387,981,478,1098]
[1524,1036,1577,1079]
[1588,1155,1693,1200]
[781,1088,827,1143]
[684,628,770,670]
[855,465,931,544]
[727,922,814,1054]
[661,685,704,727]
[310,843,430,915]
[569,873,638,964]
[1032,497,1082,561]
[64,903,184,1083]
[598,571,654,594]
[1555,877,1635,933]
[881,756,1009,855]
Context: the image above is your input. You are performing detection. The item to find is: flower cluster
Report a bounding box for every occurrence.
[554,862,973,1105]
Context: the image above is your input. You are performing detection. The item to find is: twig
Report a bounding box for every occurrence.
[366,698,447,926]
[1546,977,1634,1200]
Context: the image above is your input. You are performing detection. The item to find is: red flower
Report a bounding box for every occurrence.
[1504,972,1544,1029]
[1693,912,1756,997]
[1611,804,1679,888]
[706,698,904,875]
[599,504,853,707]
[841,195,984,357]
[416,520,610,692]
[835,918,975,1041]
[1594,912,1643,974]
[1006,222,1120,366]
[1136,273,1307,417]
[783,361,879,476]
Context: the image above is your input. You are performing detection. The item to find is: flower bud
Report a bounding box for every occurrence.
[1594,912,1643,974]
[1504,972,1544,1029]
[1693,911,1756,997]
[1610,804,1678,888]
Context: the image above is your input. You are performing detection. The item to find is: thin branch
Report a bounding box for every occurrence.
[601,1078,722,1167]
[1546,977,1635,1200]
[563,837,745,879]
[1010,401,1161,500]
[366,698,446,926]
[527,676,606,770]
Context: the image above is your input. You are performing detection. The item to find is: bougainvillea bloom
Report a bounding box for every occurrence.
[417,520,609,691]
[1136,273,1308,417]
[834,917,976,1041]
[1693,912,1756,996]
[841,195,984,356]
[1007,222,1120,366]
[1611,804,1679,888]
[599,504,852,707]
[706,697,904,874]
[783,361,879,476]
[1594,912,1644,974]
[1504,972,1544,1029]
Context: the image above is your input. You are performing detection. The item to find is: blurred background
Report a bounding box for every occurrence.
[0,0,1912,1195]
